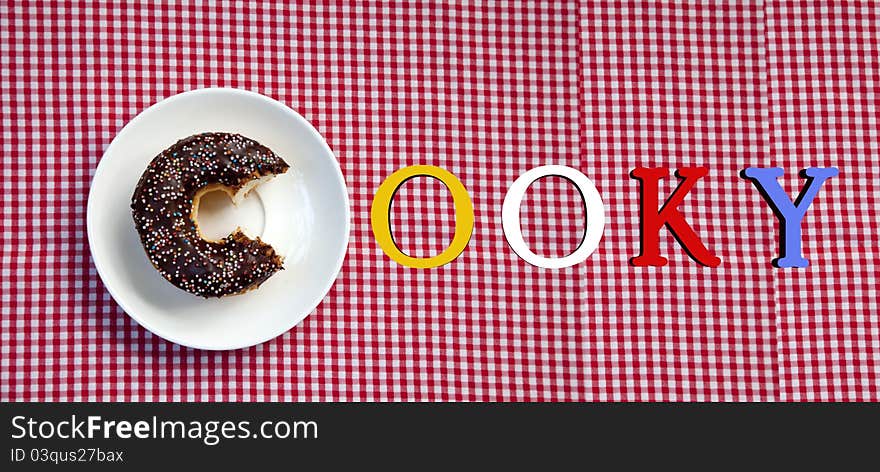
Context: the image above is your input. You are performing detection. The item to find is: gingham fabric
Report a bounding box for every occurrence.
[1,1,877,401]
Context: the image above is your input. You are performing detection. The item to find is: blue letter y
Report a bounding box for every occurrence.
[742,167,838,268]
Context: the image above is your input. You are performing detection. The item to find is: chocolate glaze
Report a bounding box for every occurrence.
[131,132,289,298]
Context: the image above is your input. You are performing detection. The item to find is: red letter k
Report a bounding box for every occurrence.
[630,167,720,267]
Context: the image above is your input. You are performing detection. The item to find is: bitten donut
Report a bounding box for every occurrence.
[131,132,289,298]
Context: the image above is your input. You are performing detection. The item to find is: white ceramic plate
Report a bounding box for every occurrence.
[87,88,350,350]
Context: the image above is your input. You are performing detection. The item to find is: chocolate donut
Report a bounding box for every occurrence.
[131,132,289,298]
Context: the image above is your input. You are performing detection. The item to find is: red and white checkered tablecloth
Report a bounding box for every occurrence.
[2,1,878,401]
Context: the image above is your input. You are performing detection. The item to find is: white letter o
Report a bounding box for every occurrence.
[502,165,605,269]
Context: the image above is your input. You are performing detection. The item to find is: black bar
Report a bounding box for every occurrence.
[2,403,878,469]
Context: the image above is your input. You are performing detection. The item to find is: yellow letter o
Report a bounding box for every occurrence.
[371,165,474,268]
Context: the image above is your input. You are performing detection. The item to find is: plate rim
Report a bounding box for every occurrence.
[86,87,351,350]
